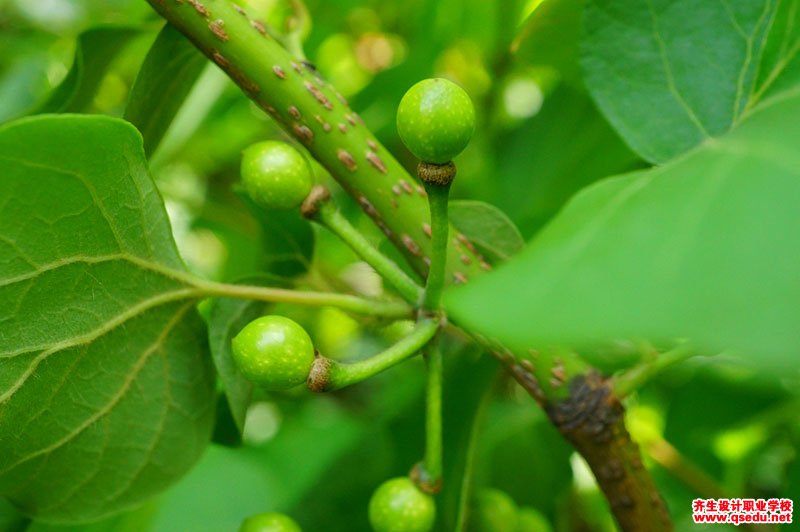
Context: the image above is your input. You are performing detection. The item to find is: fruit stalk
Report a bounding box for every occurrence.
[422,339,443,489]
[420,180,451,311]
[307,319,439,392]
[301,185,423,304]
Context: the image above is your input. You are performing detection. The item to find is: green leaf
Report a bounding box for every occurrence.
[0,115,215,523]
[36,26,140,114]
[239,194,315,278]
[0,498,27,531]
[24,500,159,532]
[210,392,248,448]
[512,0,583,84]
[153,400,366,532]
[581,0,800,163]
[753,0,800,103]
[208,302,263,435]
[661,365,789,479]
[488,84,641,236]
[449,200,524,262]
[0,31,56,123]
[480,410,572,519]
[207,275,294,438]
[437,353,497,532]
[445,93,800,370]
[125,24,206,157]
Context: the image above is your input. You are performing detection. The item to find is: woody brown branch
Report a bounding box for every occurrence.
[513,366,673,531]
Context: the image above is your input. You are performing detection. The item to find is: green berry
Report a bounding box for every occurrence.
[241,140,313,210]
[516,507,552,532]
[396,78,475,164]
[239,512,302,532]
[369,477,436,532]
[471,489,519,532]
[231,315,315,391]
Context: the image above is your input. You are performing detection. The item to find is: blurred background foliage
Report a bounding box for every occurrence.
[0,0,797,530]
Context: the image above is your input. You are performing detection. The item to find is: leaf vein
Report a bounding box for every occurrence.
[751,0,800,105]
[104,335,173,506]
[0,303,193,477]
[645,0,712,138]
[0,288,199,403]
[0,253,197,290]
[0,155,128,254]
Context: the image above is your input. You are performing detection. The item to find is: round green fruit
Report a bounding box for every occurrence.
[239,512,302,532]
[241,140,313,210]
[231,315,315,391]
[472,488,518,532]
[516,507,552,532]
[396,78,475,164]
[369,477,436,532]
